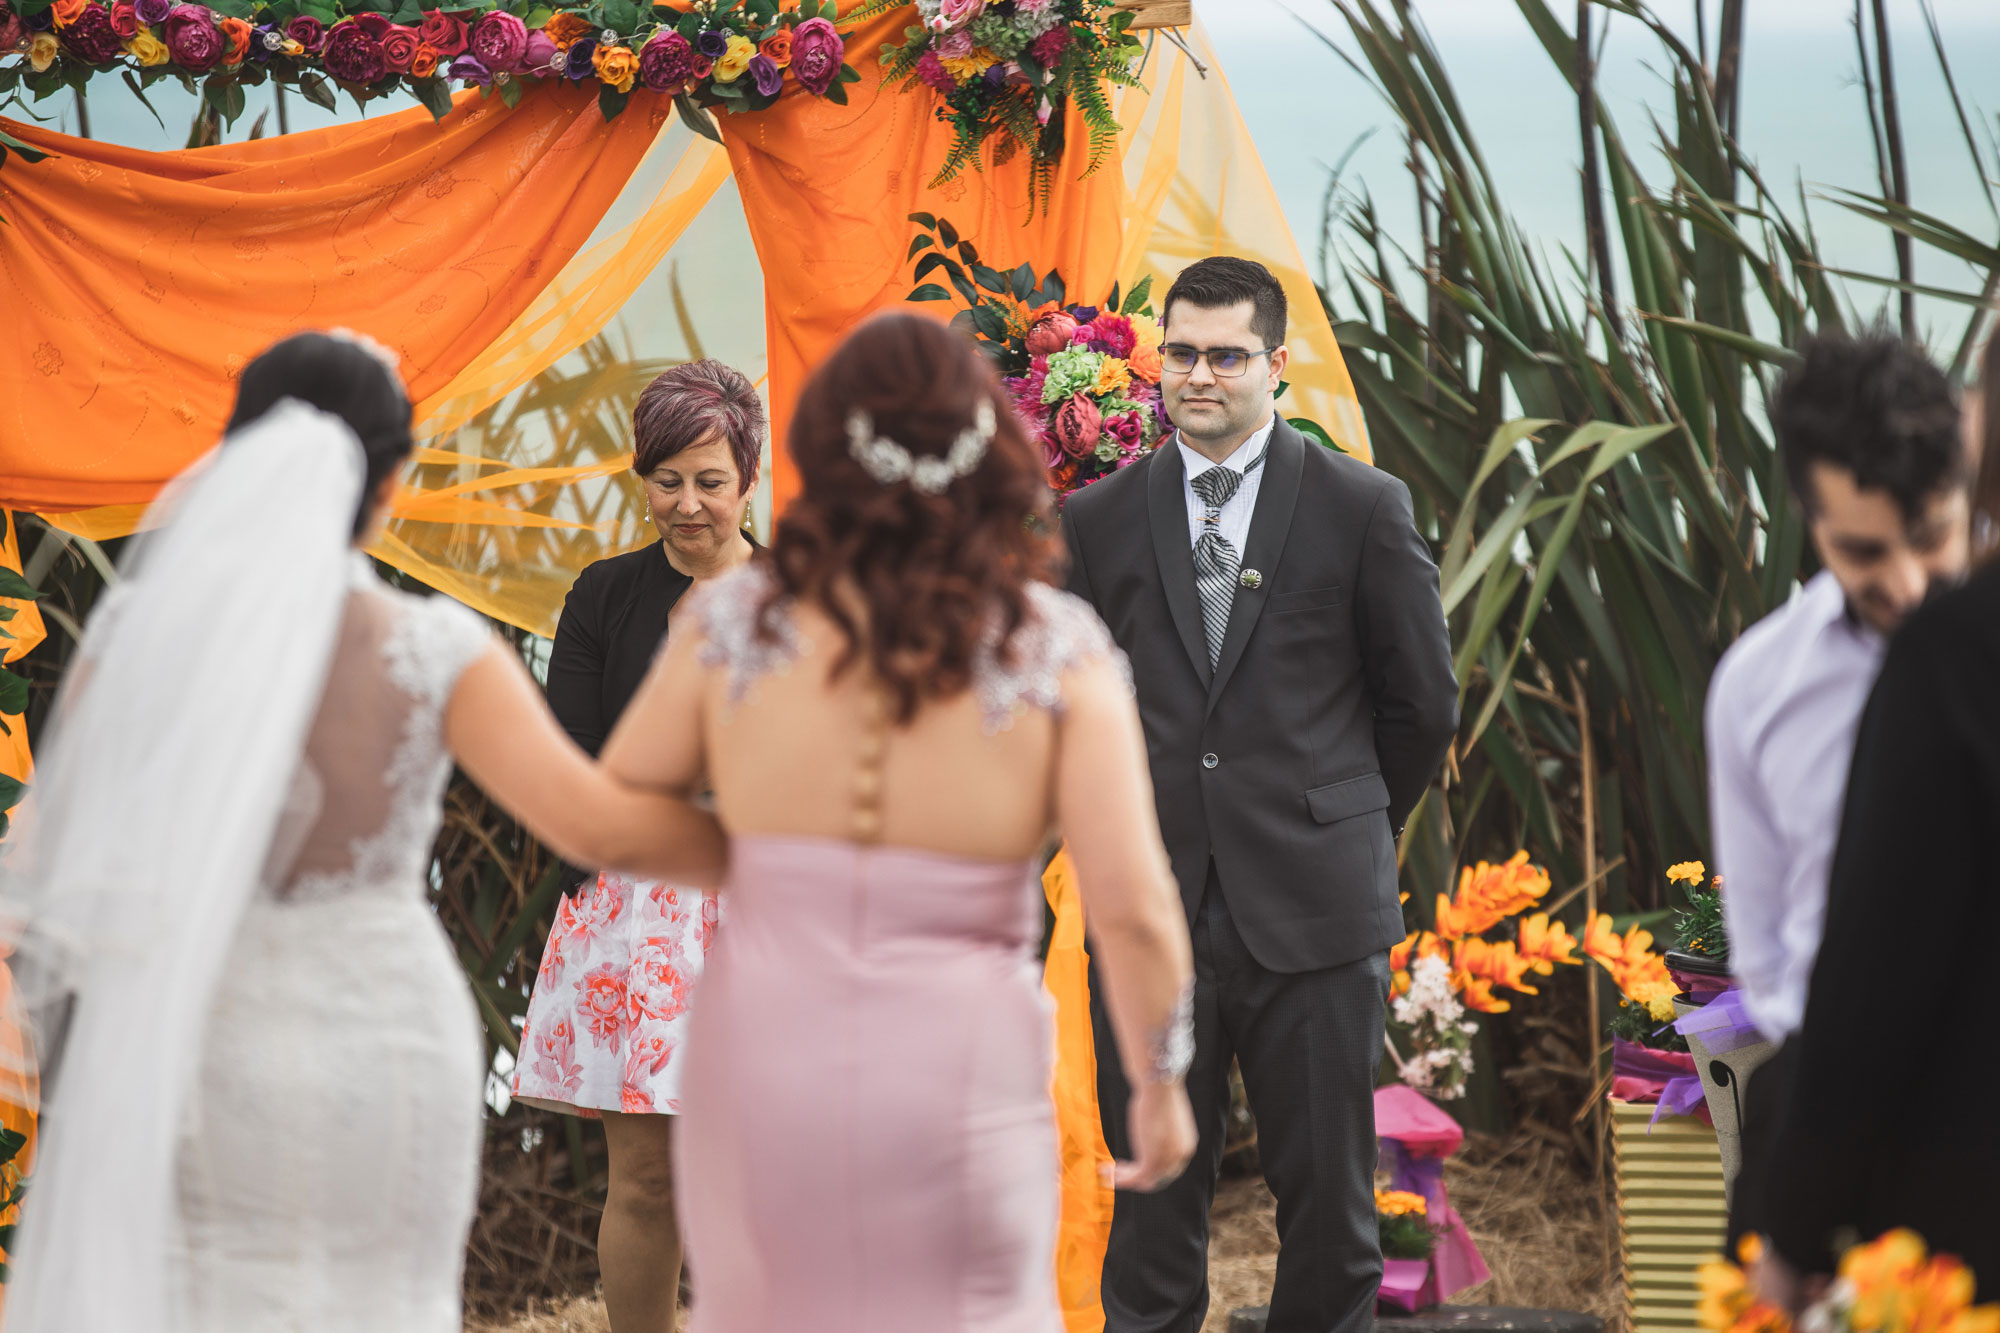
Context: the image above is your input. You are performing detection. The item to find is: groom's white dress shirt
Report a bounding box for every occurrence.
[1705,569,1886,1043]
[1178,415,1276,553]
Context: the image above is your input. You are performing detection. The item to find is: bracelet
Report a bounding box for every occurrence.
[1145,980,1195,1084]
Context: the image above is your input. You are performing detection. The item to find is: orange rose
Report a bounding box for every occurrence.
[218,14,250,64]
[757,26,791,67]
[542,11,592,48]
[592,40,637,93]
[51,0,86,24]
[1127,340,1162,383]
[651,0,693,10]
[410,38,438,77]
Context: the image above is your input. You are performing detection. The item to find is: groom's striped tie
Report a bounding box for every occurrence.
[1189,450,1264,667]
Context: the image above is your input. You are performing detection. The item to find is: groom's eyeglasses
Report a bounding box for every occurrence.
[1160,345,1279,378]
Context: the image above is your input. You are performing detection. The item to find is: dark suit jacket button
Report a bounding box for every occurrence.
[1201,753,1219,769]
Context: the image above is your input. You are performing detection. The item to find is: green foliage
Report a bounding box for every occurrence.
[1377,1208,1436,1261]
[1673,883,1727,960]
[1318,0,1999,921]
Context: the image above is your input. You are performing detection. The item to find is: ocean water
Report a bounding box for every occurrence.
[30,0,2000,353]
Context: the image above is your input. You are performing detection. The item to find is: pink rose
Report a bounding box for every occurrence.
[379,22,419,72]
[352,11,389,37]
[1025,311,1078,358]
[788,15,842,96]
[417,8,464,57]
[934,27,972,59]
[520,27,554,72]
[470,8,526,72]
[162,2,224,71]
[107,2,136,37]
[1106,410,1145,450]
[283,13,324,52]
[1052,395,1102,459]
[939,0,983,26]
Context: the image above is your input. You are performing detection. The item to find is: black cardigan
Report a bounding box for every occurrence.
[1759,559,2000,1294]
[545,542,697,760]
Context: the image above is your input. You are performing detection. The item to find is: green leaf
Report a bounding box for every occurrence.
[601,0,638,32]
[499,74,524,108]
[594,80,625,119]
[675,10,700,39]
[414,74,454,121]
[1040,268,1065,306]
[936,217,959,249]
[823,78,848,106]
[522,3,553,23]
[0,672,25,719]
[907,284,952,302]
[673,93,723,144]
[956,239,979,265]
[0,775,22,815]
[970,304,1008,341]
[1120,272,1152,315]
[1288,416,1346,453]
[971,263,1008,295]
[1273,379,1288,402]
[906,234,934,260]
[298,71,337,111]
[0,126,47,166]
[1010,262,1034,301]
[908,211,937,230]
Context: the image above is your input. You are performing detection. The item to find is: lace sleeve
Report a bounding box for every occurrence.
[975,583,1132,733]
[386,593,494,710]
[686,562,805,706]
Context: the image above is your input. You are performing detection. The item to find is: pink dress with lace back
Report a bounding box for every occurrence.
[670,564,1126,1333]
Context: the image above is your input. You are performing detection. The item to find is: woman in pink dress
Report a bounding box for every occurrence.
[597,315,1199,1330]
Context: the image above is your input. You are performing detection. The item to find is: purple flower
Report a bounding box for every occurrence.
[788,15,842,96]
[637,27,696,92]
[747,51,780,97]
[469,9,525,72]
[282,13,323,51]
[521,28,555,73]
[1068,305,1099,324]
[981,61,1006,88]
[131,0,168,24]
[447,50,490,85]
[248,23,277,59]
[24,4,52,31]
[321,19,385,82]
[564,34,596,80]
[60,3,122,62]
[694,27,726,59]
[162,3,224,71]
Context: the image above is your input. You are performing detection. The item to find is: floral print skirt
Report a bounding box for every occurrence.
[512,870,720,1117]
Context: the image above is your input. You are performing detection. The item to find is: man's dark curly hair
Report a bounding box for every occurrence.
[1775,331,1965,522]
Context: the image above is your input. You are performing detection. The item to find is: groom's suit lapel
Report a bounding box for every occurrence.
[1206,420,1302,718]
[1147,440,1213,688]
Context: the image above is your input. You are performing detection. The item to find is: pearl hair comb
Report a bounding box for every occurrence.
[846,398,996,495]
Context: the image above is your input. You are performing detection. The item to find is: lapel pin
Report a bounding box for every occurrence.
[1239,568,1262,590]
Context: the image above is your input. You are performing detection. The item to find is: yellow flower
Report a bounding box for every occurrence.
[27,30,58,71]
[939,46,999,82]
[713,32,756,81]
[1667,860,1707,885]
[124,27,169,66]
[280,37,304,55]
[593,42,638,94]
[1374,1189,1428,1218]
[1094,356,1132,397]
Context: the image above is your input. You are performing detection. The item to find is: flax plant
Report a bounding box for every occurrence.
[1314,0,2000,928]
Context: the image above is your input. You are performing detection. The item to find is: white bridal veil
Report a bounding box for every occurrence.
[0,400,366,1332]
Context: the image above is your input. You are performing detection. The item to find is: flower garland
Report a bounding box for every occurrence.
[0,0,858,132]
[856,0,1144,215]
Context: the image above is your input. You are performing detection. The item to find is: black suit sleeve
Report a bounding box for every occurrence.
[1761,608,1978,1273]
[545,569,608,759]
[1353,474,1458,832]
[1061,505,1097,607]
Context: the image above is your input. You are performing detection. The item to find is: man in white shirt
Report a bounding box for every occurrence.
[1711,334,1968,1261]
[1707,333,1970,1044]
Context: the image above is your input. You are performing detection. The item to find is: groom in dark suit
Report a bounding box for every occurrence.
[1063,257,1458,1333]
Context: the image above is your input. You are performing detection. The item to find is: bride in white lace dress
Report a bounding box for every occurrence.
[0,332,725,1332]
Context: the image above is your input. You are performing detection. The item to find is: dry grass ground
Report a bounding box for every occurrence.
[468,1131,1621,1333]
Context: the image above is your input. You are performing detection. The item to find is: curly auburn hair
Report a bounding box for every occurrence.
[760,314,1060,724]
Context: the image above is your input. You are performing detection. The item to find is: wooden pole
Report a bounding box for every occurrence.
[1573,668,1615,1298]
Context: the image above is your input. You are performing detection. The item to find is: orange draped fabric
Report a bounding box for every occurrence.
[0,83,667,512]
[0,512,43,1313]
[719,6,1129,513]
[1042,849,1115,1332]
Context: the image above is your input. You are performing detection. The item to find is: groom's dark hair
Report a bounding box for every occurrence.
[1774,330,1964,523]
[1162,256,1288,350]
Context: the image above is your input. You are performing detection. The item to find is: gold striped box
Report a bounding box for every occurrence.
[1611,1100,1728,1333]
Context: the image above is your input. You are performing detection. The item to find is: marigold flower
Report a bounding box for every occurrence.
[1585,911,1679,1011]
[1435,851,1550,940]
[1667,860,1706,885]
[938,45,998,82]
[1374,1189,1428,1218]
[542,11,592,48]
[1093,356,1132,397]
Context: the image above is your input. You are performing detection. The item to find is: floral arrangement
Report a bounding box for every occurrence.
[902,213,1166,499]
[0,0,857,130]
[1375,1189,1434,1262]
[1700,1232,1997,1333]
[856,0,1144,213]
[1387,850,1684,1097]
[1671,859,1729,962]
